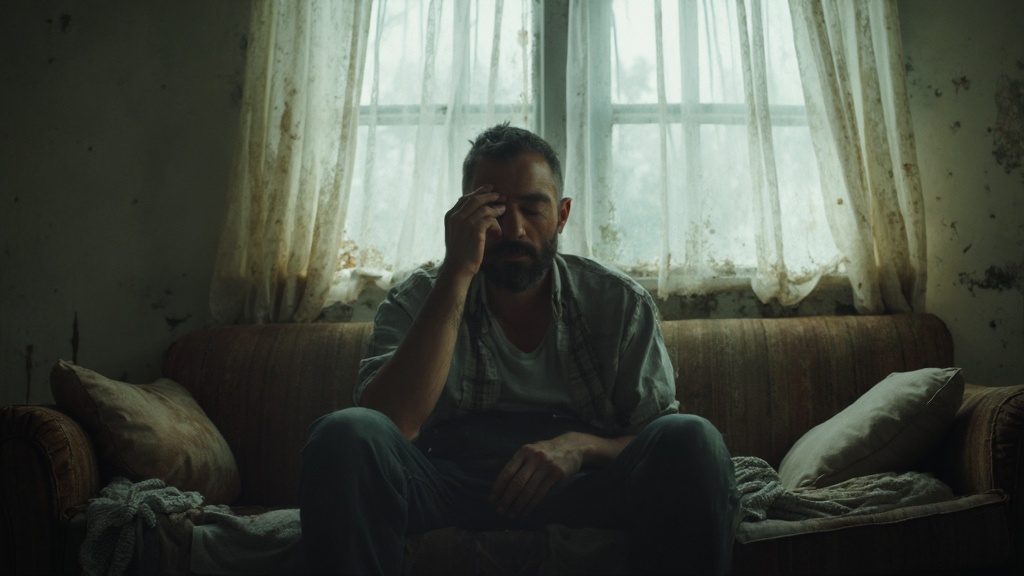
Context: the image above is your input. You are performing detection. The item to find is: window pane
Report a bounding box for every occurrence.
[695,123,755,268]
[343,0,537,276]
[364,0,534,108]
[697,0,744,105]
[608,124,664,269]
[599,0,833,286]
[772,125,838,274]
[761,1,804,105]
[610,0,803,107]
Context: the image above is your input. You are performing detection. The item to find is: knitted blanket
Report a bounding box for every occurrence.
[79,477,203,576]
[732,456,956,522]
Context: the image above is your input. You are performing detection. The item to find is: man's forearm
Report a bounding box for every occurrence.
[359,269,470,440]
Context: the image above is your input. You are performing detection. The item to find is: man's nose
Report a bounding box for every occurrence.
[499,209,525,239]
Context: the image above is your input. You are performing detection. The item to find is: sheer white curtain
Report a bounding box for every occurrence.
[562,0,924,313]
[789,0,925,313]
[210,1,372,323]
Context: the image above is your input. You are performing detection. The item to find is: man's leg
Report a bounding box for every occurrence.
[298,407,456,575]
[620,414,739,575]
[530,414,739,575]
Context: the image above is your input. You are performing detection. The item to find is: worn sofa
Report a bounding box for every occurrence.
[2,312,1022,574]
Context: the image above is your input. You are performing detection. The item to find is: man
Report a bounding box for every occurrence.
[299,124,739,574]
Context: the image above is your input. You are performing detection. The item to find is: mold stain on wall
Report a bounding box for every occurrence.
[992,71,1024,177]
[958,262,1024,296]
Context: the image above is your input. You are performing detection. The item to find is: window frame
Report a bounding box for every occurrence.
[353,0,846,296]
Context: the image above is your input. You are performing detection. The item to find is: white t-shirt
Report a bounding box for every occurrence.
[485,310,576,415]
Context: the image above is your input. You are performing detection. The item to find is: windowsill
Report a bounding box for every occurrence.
[317,273,856,323]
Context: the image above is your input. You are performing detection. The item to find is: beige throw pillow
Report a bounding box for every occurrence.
[778,367,964,490]
[50,360,240,505]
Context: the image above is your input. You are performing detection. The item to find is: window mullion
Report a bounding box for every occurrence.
[680,0,701,185]
[540,0,569,159]
[589,0,613,212]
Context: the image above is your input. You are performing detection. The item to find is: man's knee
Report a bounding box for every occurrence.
[639,414,733,479]
[646,413,727,453]
[303,406,400,463]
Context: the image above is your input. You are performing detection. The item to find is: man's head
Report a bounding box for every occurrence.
[462,122,564,199]
[462,124,570,294]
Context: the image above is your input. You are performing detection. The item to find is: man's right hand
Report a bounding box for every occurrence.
[441,185,505,283]
[361,186,504,439]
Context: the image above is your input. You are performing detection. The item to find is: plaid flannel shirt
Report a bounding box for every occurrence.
[356,254,679,435]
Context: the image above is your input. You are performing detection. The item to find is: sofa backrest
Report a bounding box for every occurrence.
[163,313,954,506]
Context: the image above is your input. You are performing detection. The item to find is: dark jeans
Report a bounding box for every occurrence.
[299,408,739,575]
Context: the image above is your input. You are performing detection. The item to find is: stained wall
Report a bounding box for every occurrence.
[900,0,1024,386]
[0,1,250,403]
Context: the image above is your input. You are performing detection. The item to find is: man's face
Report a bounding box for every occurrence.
[467,152,571,293]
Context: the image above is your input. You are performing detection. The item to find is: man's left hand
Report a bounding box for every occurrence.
[489,433,584,520]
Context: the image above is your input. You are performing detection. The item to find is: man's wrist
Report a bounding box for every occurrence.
[437,260,476,292]
[563,432,633,468]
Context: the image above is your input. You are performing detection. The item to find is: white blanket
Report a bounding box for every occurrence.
[732,456,956,522]
[191,507,306,575]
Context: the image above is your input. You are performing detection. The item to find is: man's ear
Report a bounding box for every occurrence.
[557,197,572,233]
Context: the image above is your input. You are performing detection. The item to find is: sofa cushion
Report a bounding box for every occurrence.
[732,492,1009,575]
[778,367,964,489]
[49,360,240,505]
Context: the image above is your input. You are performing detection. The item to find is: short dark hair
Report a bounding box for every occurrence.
[462,122,563,198]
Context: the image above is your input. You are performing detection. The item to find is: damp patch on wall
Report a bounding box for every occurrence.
[992,74,1024,175]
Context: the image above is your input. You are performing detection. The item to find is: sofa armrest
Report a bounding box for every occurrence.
[1,404,101,575]
[934,384,1024,522]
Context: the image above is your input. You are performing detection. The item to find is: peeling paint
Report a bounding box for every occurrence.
[992,75,1024,174]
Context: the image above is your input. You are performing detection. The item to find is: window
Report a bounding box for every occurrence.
[560,0,841,298]
[337,0,841,302]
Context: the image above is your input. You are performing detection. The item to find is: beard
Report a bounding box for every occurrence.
[481,233,558,293]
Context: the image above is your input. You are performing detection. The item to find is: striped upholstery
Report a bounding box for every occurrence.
[163,322,373,506]
[661,314,955,468]
[0,405,101,575]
